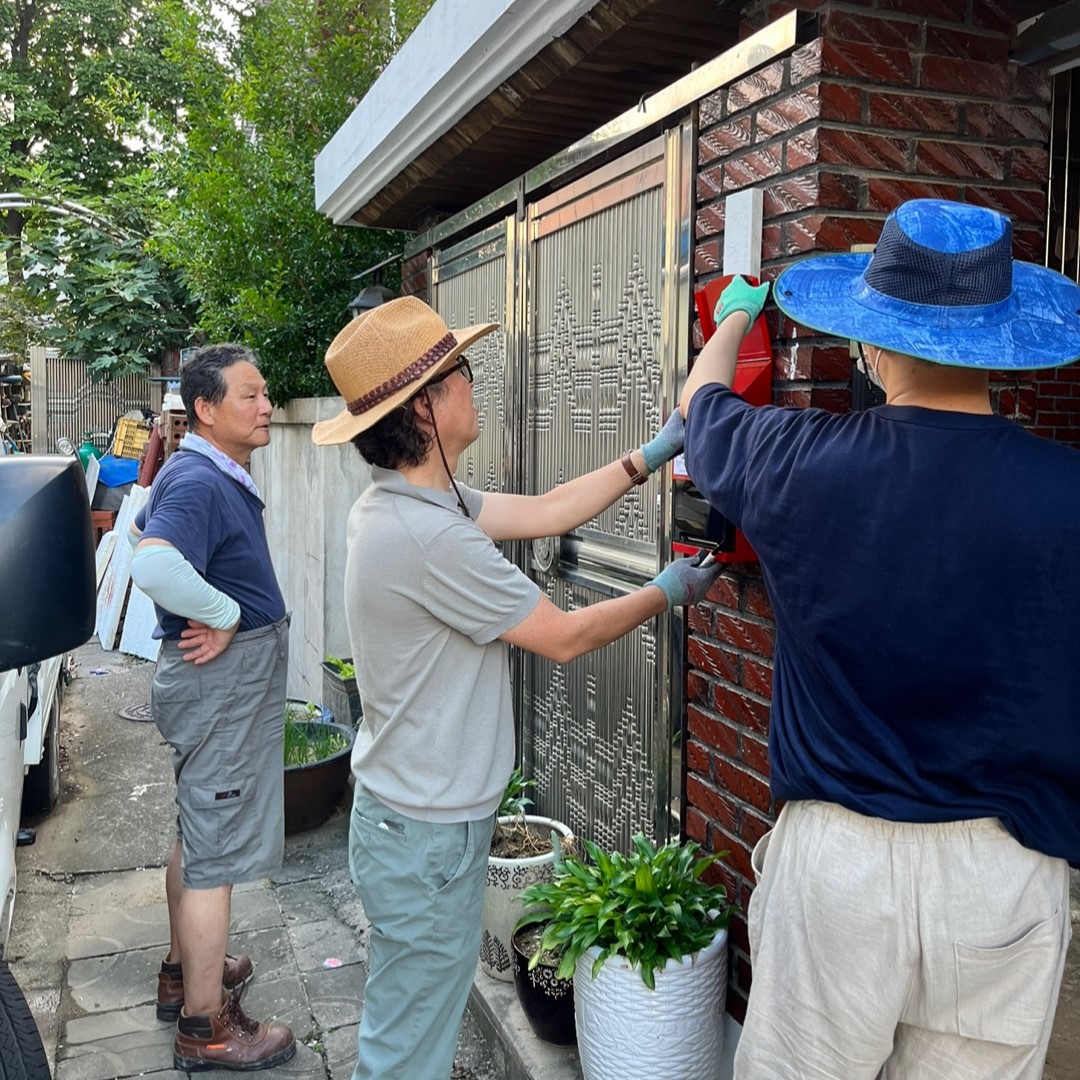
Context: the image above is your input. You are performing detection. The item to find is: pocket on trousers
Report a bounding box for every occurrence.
[187,781,251,854]
[954,909,1064,1046]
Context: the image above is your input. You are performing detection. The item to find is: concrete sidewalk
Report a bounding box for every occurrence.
[8,642,581,1080]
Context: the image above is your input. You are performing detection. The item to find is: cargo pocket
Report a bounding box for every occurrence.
[954,908,1064,1046]
[186,780,252,865]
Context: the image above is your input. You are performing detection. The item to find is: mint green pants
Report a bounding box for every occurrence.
[348,785,493,1080]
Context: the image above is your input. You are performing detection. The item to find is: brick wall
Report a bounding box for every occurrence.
[400,250,430,300]
[689,0,1055,1023]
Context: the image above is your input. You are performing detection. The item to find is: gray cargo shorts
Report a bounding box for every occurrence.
[151,616,290,889]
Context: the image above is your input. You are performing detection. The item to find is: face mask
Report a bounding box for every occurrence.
[857,347,885,391]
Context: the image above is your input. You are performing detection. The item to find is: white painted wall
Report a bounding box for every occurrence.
[250,396,371,704]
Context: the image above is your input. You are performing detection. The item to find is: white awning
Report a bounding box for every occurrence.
[315,0,596,226]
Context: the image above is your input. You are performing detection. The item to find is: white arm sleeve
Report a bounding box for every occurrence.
[131,544,241,630]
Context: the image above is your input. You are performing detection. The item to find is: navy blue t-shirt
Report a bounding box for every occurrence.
[137,451,285,640]
[685,386,1080,866]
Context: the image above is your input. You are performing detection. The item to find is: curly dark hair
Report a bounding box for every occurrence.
[351,380,449,469]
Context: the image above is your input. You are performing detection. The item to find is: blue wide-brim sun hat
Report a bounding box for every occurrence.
[773,199,1080,370]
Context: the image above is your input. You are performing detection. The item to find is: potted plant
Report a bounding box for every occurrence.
[283,699,355,834]
[510,918,576,1046]
[320,654,363,727]
[517,834,731,1080]
[479,768,573,982]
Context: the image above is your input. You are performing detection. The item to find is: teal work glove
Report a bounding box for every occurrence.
[649,557,723,608]
[640,411,685,473]
[713,276,770,336]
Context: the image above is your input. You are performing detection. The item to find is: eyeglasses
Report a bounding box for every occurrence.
[428,357,473,386]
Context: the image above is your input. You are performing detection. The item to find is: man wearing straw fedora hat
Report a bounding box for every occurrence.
[312,294,722,1079]
[678,199,1080,1080]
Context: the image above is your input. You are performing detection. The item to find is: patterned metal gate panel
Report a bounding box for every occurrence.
[430,221,517,497]
[521,137,678,850]
[428,132,691,851]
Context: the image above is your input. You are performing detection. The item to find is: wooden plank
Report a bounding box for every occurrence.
[95,486,149,651]
[95,531,118,590]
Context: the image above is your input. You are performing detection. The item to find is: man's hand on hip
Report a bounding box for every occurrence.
[178,619,240,665]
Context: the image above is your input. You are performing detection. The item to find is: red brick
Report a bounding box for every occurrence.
[688,707,740,758]
[967,0,1012,33]
[756,86,823,140]
[924,26,1009,65]
[685,738,712,778]
[686,774,740,831]
[819,39,914,86]
[920,57,1006,98]
[1011,147,1049,185]
[866,176,962,212]
[699,117,753,165]
[822,9,920,51]
[741,732,771,776]
[876,0,961,19]
[866,91,959,134]
[789,38,824,87]
[810,386,852,413]
[714,684,772,738]
[743,578,773,618]
[784,213,886,256]
[785,129,819,171]
[686,603,713,636]
[687,670,712,708]
[715,612,775,658]
[966,187,1046,225]
[1011,63,1052,105]
[695,202,724,241]
[762,171,859,218]
[740,809,773,849]
[723,146,785,192]
[728,59,787,113]
[727,912,750,955]
[735,954,754,992]
[687,636,742,684]
[727,987,749,1025]
[708,573,740,611]
[700,90,724,127]
[819,128,910,171]
[965,103,1050,143]
[742,657,774,699]
[696,163,724,202]
[762,222,784,262]
[694,238,721,275]
[915,140,1005,181]
[1013,227,1045,264]
[685,804,709,845]
[712,829,754,881]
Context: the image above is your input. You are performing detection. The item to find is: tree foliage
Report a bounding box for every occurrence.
[153,0,433,403]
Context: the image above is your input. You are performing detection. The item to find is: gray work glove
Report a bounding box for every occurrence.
[713,276,770,336]
[640,411,685,473]
[649,557,723,607]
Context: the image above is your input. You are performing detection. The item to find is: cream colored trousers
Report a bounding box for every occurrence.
[734,800,1072,1080]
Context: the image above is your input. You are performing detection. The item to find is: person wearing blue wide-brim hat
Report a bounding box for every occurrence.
[678,199,1080,1080]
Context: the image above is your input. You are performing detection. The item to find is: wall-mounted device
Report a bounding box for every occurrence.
[671,272,773,564]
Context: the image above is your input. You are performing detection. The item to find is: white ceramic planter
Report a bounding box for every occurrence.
[480,815,573,982]
[573,928,728,1080]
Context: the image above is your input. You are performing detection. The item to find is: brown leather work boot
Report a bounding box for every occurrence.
[156,953,254,1021]
[173,987,296,1072]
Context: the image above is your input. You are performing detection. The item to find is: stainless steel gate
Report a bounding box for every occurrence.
[431,129,692,849]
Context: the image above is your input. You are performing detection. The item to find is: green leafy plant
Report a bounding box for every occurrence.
[498,767,536,819]
[283,702,349,767]
[324,655,356,680]
[516,834,731,990]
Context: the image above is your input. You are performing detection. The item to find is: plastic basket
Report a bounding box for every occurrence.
[112,417,153,460]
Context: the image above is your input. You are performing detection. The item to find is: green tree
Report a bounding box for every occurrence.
[154,0,433,404]
[0,0,194,371]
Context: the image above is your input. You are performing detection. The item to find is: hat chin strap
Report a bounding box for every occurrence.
[422,388,473,520]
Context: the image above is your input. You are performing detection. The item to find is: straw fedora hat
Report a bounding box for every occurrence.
[311,295,499,446]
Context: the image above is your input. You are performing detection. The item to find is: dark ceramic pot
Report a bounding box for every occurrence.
[320,659,363,727]
[511,924,576,1046]
[283,703,354,834]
